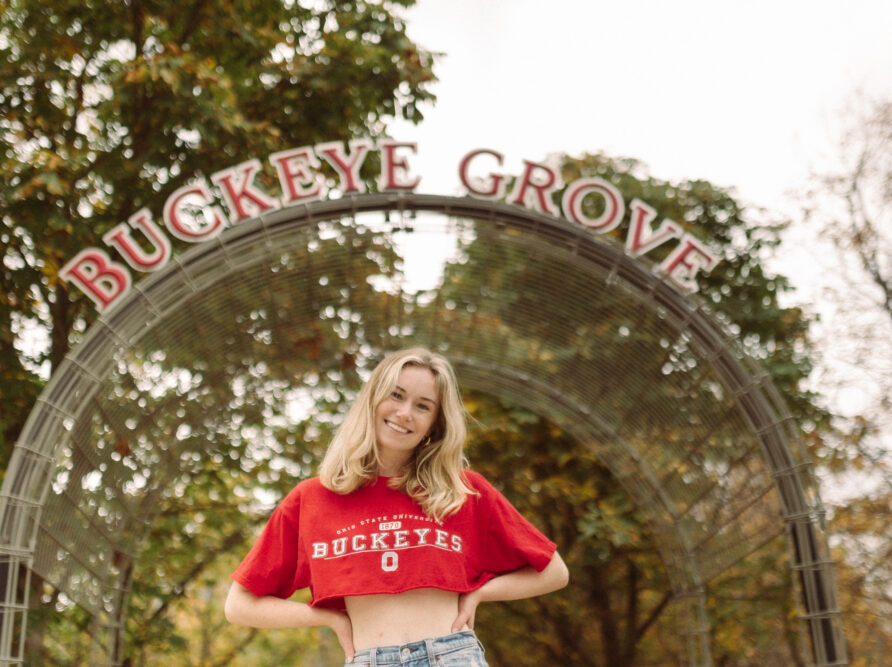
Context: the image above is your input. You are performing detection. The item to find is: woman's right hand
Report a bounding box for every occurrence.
[326,609,355,662]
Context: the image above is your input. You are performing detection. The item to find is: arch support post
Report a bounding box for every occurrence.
[0,551,30,665]
[790,519,847,666]
[676,588,712,667]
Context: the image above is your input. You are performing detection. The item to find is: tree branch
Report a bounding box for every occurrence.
[146,528,246,626]
[180,0,211,44]
[209,627,259,667]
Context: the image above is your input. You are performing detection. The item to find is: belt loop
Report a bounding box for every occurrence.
[425,637,437,665]
[369,647,377,667]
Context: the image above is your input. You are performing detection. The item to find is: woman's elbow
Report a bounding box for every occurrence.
[224,582,251,625]
[550,552,570,590]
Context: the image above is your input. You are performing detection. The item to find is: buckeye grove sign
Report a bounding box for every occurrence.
[60,140,720,312]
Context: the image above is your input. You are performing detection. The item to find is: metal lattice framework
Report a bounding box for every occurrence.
[0,194,846,665]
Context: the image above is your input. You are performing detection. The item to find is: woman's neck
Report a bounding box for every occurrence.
[377,453,412,477]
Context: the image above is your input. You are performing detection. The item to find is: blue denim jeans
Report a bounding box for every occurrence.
[345,630,488,667]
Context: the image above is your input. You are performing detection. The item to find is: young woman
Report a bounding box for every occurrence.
[225,347,569,666]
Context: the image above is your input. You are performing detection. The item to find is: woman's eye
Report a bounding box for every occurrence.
[417,403,430,411]
[391,391,403,399]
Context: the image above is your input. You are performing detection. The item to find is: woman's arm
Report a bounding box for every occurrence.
[225,582,355,659]
[451,551,570,631]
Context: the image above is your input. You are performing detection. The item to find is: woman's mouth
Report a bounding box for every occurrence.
[385,420,410,434]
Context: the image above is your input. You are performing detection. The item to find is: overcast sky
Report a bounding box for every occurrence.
[390,0,892,212]
[386,0,892,417]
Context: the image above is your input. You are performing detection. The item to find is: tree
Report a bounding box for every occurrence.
[803,97,891,452]
[0,1,435,662]
[113,224,404,665]
[0,0,436,466]
[465,394,678,667]
[800,96,892,666]
[409,152,827,665]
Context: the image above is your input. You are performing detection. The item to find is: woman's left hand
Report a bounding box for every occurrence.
[451,590,482,632]
[450,554,570,633]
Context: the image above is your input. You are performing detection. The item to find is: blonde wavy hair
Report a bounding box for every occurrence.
[318,347,475,521]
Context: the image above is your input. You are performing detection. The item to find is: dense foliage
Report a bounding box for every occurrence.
[0,1,434,663]
[0,0,436,462]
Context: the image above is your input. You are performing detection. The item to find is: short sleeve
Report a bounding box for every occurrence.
[231,485,308,599]
[472,472,557,575]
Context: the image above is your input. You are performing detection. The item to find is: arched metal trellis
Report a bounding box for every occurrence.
[0,194,846,665]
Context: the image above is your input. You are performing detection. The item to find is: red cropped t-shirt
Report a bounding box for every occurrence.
[231,470,556,610]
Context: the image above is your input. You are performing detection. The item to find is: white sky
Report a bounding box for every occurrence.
[388,0,892,420]
[391,0,892,212]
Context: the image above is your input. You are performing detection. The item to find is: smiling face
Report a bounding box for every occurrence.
[374,365,440,476]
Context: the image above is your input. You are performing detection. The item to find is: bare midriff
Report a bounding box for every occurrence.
[345,588,468,650]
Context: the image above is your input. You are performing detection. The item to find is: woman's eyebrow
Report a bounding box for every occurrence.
[395,384,438,405]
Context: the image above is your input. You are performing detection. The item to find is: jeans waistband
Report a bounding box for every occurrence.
[350,630,480,665]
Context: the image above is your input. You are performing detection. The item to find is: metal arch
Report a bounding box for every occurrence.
[0,193,846,665]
